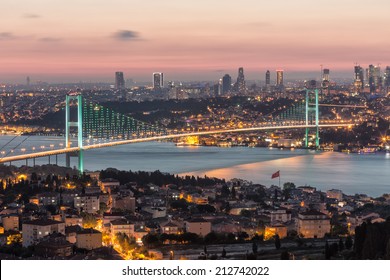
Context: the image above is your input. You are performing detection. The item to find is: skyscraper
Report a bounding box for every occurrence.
[236,67,246,94]
[276,70,284,86]
[367,64,381,93]
[322,69,330,92]
[153,72,164,89]
[265,70,270,86]
[354,65,364,89]
[115,72,125,90]
[222,74,232,95]
[26,76,30,86]
[384,66,390,88]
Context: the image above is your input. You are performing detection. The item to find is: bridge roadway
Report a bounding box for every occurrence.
[0,123,354,163]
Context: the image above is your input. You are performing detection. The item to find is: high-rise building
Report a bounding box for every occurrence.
[384,66,390,88]
[222,74,232,95]
[322,69,330,82]
[236,67,246,94]
[354,65,364,89]
[115,72,125,90]
[265,70,270,85]
[153,72,164,89]
[26,76,30,86]
[276,70,284,86]
[367,64,381,93]
[322,69,330,91]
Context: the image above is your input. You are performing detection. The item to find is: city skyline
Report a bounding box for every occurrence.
[1,0,390,83]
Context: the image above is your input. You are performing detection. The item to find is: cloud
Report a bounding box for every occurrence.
[113,30,139,41]
[39,37,62,42]
[24,14,41,19]
[0,32,15,40]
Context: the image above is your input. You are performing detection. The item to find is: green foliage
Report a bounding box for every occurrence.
[81,213,97,228]
[100,169,225,187]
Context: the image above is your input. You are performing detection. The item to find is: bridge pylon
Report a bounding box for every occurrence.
[65,93,84,173]
[305,89,320,148]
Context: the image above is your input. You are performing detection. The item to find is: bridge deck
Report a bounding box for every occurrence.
[0,123,354,163]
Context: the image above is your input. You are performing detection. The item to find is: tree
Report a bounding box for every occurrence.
[274,234,281,249]
[221,247,227,258]
[252,242,258,254]
[338,238,345,251]
[280,250,290,260]
[325,241,331,260]
[98,202,108,214]
[142,234,160,247]
[221,185,230,197]
[231,186,236,199]
[345,235,353,250]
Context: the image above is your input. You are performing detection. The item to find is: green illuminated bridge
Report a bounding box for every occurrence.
[0,90,357,172]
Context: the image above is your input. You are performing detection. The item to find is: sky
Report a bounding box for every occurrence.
[1,0,390,83]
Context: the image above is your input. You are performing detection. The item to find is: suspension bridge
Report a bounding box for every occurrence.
[0,90,356,172]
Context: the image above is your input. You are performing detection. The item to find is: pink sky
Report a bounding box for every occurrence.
[1,0,389,83]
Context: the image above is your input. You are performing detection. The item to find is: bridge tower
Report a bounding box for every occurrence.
[65,93,84,173]
[305,89,319,148]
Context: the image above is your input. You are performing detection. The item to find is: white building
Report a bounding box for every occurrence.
[22,219,65,247]
[74,195,100,214]
[270,209,292,225]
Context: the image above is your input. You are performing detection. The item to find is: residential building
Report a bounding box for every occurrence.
[270,209,291,225]
[185,218,211,236]
[2,214,19,231]
[76,228,102,250]
[110,219,135,238]
[297,210,331,238]
[22,219,65,247]
[74,195,100,214]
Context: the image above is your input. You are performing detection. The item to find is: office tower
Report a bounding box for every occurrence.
[354,65,364,89]
[115,72,125,90]
[222,74,232,95]
[321,69,330,93]
[276,70,284,86]
[384,66,390,88]
[265,70,270,86]
[367,65,381,93]
[322,69,330,82]
[26,76,30,86]
[236,67,246,94]
[153,72,164,89]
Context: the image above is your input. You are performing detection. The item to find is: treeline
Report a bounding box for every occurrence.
[99,169,225,187]
[354,220,390,259]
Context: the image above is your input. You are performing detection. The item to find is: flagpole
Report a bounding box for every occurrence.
[279,172,281,189]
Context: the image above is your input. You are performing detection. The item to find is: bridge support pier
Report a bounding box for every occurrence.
[48,156,51,165]
[65,93,84,173]
[25,159,28,166]
[33,158,35,167]
[305,89,320,149]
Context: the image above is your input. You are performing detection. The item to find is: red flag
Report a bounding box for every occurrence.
[271,170,280,179]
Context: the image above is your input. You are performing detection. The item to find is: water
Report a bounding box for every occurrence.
[1,136,389,196]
